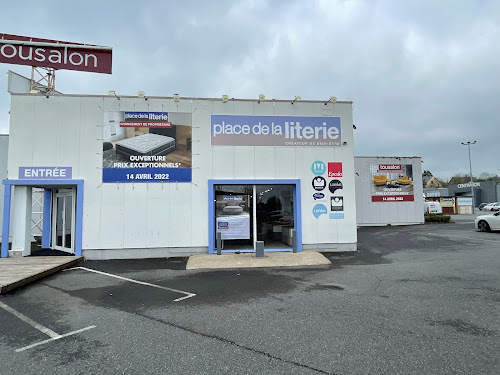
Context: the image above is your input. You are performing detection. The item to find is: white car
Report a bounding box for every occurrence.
[482,202,500,211]
[475,212,500,232]
[424,201,442,214]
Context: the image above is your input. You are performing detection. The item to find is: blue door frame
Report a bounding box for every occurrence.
[1,179,84,258]
[208,179,302,254]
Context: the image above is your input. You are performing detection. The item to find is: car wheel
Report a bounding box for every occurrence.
[478,220,491,232]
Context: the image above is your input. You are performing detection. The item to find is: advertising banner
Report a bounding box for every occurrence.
[211,115,341,147]
[0,34,112,74]
[370,164,414,202]
[102,111,192,183]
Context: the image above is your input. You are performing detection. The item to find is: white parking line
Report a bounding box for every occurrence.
[66,266,197,302]
[0,301,95,352]
[15,326,96,352]
[0,301,60,338]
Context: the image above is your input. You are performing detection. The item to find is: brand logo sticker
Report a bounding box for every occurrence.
[313,204,328,218]
[311,161,326,176]
[328,162,343,178]
[312,177,327,191]
[313,192,326,201]
[329,179,343,194]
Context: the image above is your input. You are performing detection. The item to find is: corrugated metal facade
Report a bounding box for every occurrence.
[6,95,357,259]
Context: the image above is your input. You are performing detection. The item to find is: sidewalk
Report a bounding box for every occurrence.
[186,250,331,270]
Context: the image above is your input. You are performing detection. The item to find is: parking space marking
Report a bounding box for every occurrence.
[15,326,96,352]
[0,301,95,352]
[66,266,197,302]
[0,301,60,338]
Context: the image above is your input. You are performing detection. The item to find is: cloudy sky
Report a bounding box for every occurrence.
[1,0,499,180]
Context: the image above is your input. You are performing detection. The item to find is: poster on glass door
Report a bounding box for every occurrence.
[215,195,250,240]
[102,111,192,183]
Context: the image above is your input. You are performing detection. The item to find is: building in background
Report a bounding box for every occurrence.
[448,181,498,206]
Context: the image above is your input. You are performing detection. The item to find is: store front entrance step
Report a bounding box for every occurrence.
[186,251,331,270]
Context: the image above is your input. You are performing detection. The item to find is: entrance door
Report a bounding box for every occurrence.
[212,184,295,252]
[51,189,76,253]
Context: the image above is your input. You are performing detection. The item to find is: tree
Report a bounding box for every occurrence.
[477,172,499,182]
[422,170,432,177]
[448,174,469,185]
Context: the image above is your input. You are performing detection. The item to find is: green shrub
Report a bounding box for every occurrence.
[424,214,451,223]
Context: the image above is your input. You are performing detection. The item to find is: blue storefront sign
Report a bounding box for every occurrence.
[102,168,191,183]
[211,115,341,147]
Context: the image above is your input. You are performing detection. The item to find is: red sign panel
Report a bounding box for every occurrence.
[0,34,112,74]
[378,164,402,173]
[328,162,343,178]
[371,195,414,202]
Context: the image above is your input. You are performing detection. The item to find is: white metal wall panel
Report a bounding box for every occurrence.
[254,148,276,179]
[55,97,82,173]
[0,135,8,233]
[168,184,193,247]
[123,184,148,248]
[7,98,35,176]
[212,147,235,179]
[233,147,255,180]
[145,183,171,248]
[275,148,296,179]
[100,184,125,248]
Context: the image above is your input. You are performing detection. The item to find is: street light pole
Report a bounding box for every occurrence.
[461,141,477,213]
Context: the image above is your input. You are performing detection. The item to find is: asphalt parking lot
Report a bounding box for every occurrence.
[0,215,499,374]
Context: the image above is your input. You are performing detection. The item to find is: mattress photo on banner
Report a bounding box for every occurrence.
[102,111,192,183]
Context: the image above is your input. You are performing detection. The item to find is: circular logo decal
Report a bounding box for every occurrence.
[312,176,327,191]
[329,179,343,194]
[311,161,326,176]
[313,192,325,201]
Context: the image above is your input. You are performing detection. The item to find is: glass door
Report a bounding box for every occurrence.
[51,189,76,253]
[213,184,295,252]
[256,185,294,249]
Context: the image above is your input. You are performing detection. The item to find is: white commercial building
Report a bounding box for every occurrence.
[2,94,357,259]
[0,135,8,238]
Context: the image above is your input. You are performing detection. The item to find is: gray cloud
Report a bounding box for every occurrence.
[1,0,499,179]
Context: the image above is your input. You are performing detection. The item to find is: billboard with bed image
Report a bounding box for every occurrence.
[102,111,192,183]
[370,164,414,202]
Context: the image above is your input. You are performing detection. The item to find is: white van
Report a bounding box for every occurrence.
[424,201,443,214]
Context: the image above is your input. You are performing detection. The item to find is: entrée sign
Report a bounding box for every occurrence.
[19,167,72,180]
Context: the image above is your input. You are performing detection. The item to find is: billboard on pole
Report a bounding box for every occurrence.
[0,34,112,74]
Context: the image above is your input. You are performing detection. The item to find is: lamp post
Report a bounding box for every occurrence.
[461,141,476,213]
